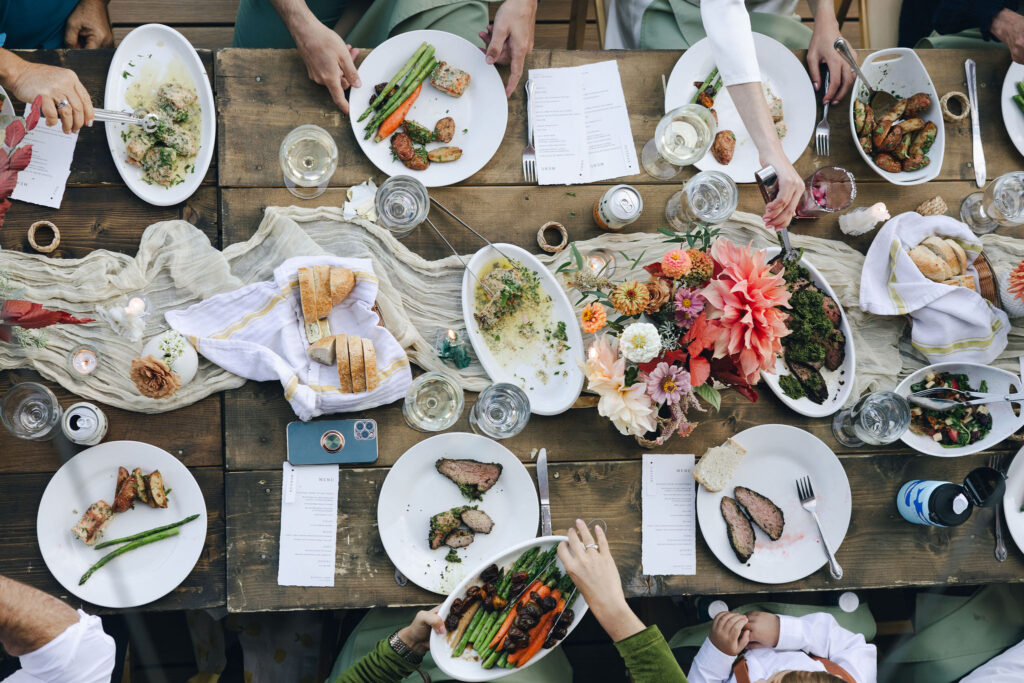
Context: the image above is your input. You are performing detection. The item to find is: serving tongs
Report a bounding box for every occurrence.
[93,108,161,133]
[423,196,515,301]
[755,165,799,265]
[907,387,1024,412]
[833,38,897,117]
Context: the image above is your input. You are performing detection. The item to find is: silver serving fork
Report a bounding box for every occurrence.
[990,454,1008,562]
[796,476,843,580]
[814,69,831,157]
[522,79,537,183]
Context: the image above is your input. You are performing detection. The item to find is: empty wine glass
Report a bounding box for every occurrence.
[961,171,1024,234]
[1,382,62,441]
[665,170,738,230]
[641,104,717,180]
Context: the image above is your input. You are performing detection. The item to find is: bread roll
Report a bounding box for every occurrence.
[922,236,960,274]
[908,245,953,282]
[298,267,317,323]
[330,267,355,306]
[314,264,332,319]
[307,336,336,365]
[336,334,352,394]
[945,239,967,275]
[348,335,366,393]
[942,275,977,291]
[362,338,378,391]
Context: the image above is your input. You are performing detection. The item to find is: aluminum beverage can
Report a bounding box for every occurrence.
[61,402,108,446]
[593,185,642,231]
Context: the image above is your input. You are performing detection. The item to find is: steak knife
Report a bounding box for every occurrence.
[537,448,552,536]
[966,59,986,188]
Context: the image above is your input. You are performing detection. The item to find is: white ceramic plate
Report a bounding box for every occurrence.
[665,33,815,183]
[377,433,539,595]
[1002,446,1024,555]
[348,30,508,187]
[759,248,856,418]
[895,362,1024,457]
[36,441,208,608]
[1001,62,1024,160]
[103,24,215,207]
[848,48,944,186]
[0,85,15,118]
[430,536,589,681]
[696,425,851,584]
[461,244,585,416]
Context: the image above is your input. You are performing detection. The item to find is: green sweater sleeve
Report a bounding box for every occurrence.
[613,625,689,683]
[335,638,420,683]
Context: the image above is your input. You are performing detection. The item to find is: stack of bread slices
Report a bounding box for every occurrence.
[907,236,975,290]
[298,265,379,394]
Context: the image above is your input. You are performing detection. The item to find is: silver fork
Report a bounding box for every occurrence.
[796,476,843,579]
[522,79,536,183]
[814,69,831,157]
[990,454,1008,562]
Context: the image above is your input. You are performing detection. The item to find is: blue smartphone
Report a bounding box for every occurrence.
[286,419,379,465]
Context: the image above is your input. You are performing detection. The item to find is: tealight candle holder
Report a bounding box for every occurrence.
[67,344,100,380]
[124,295,149,319]
[585,248,616,278]
[435,328,471,369]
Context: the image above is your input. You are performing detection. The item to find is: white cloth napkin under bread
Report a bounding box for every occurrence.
[860,212,1009,364]
[165,255,412,420]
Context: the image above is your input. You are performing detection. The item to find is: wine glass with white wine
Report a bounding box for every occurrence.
[279,124,338,199]
[641,104,717,180]
[960,171,1024,235]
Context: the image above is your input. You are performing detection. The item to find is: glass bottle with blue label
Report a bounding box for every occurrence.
[898,466,1005,527]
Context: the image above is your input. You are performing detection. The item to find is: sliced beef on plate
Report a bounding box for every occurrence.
[721,496,756,563]
[734,486,785,541]
[824,328,846,371]
[821,295,842,328]
[435,458,503,499]
[445,528,475,548]
[786,358,828,404]
[461,508,494,534]
[429,508,463,549]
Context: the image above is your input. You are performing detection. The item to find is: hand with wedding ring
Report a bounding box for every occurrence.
[557,519,646,643]
[2,51,95,133]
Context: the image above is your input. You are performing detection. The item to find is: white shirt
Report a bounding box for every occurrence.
[699,0,762,85]
[962,639,1024,682]
[688,613,878,683]
[3,610,115,683]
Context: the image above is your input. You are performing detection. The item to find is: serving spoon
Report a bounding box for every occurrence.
[833,37,897,117]
[92,108,161,133]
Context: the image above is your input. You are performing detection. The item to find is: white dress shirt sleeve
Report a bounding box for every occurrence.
[775,613,877,683]
[4,610,116,683]
[698,0,762,85]
[688,638,738,683]
[961,638,1024,682]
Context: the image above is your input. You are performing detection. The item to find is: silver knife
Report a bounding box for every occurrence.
[965,59,986,188]
[537,448,552,536]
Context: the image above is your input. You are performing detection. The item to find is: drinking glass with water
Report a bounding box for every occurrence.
[375,175,429,239]
[1,382,62,441]
[832,391,911,447]
[665,170,738,231]
[469,383,530,440]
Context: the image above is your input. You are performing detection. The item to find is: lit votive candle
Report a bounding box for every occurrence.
[68,344,99,378]
[585,249,616,278]
[124,296,147,317]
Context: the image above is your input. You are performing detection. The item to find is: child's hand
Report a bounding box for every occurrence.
[709,612,750,656]
[744,611,781,649]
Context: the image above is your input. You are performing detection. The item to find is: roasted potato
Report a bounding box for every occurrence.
[894,133,911,160]
[863,106,875,142]
[872,121,893,150]
[858,135,873,155]
[854,100,867,135]
[112,470,137,513]
[909,121,937,157]
[879,124,905,152]
[147,470,168,508]
[116,466,130,494]
[878,99,907,126]
[403,120,434,145]
[903,154,930,172]
[875,153,902,173]
[133,467,149,505]
[904,92,931,118]
[898,117,926,134]
[434,116,455,143]
[427,146,462,163]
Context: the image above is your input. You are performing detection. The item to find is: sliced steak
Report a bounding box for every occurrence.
[445,528,475,548]
[429,508,463,550]
[824,328,846,372]
[821,295,842,328]
[721,497,755,563]
[734,487,785,541]
[786,359,828,404]
[436,459,503,500]
[461,508,494,534]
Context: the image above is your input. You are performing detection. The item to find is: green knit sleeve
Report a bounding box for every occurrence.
[334,638,421,683]
[613,625,689,683]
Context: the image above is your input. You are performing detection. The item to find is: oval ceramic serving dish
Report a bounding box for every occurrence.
[461,243,585,415]
[848,48,944,186]
[430,536,589,681]
[760,248,856,418]
[895,362,1024,457]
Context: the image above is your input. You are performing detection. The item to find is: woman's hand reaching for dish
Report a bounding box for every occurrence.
[0,52,94,133]
[480,0,537,98]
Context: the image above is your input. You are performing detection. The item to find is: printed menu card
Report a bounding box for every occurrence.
[278,461,339,587]
[642,453,697,575]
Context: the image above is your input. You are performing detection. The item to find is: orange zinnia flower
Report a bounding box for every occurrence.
[580,302,608,333]
[610,281,650,316]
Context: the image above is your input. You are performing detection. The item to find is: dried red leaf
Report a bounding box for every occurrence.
[25,96,42,131]
[0,301,94,329]
[0,199,10,225]
[643,262,665,278]
[0,171,17,199]
[0,325,11,343]
[8,146,31,173]
[4,120,25,148]
[709,356,759,402]
[0,148,8,171]
[638,348,688,375]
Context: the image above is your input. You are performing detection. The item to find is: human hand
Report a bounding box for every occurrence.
[709,612,750,657]
[557,519,644,642]
[64,0,114,49]
[480,0,536,97]
[991,9,1024,64]
[761,154,802,231]
[395,606,445,655]
[743,611,780,649]
[5,57,94,133]
[806,15,852,104]
[295,22,362,114]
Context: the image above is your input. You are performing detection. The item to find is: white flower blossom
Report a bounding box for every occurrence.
[619,322,661,363]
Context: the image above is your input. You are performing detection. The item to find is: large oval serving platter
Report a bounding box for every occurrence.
[895,362,1024,457]
[430,536,589,681]
[1002,443,1024,555]
[1001,62,1024,160]
[759,248,856,418]
[461,243,585,415]
[104,24,215,206]
[848,48,944,186]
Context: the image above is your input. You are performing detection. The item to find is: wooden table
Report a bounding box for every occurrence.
[2,47,1024,615]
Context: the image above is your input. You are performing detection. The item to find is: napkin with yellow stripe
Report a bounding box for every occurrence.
[859,212,1009,364]
[165,255,412,420]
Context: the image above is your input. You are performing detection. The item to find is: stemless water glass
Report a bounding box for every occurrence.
[279,124,338,199]
[641,104,717,180]
[665,170,738,230]
[403,371,465,432]
[469,383,530,440]
[960,171,1024,235]
[375,175,429,239]
[832,391,911,448]
[795,166,856,218]
[1,382,62,440]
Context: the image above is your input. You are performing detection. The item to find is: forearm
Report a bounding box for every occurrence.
[0,50,25,91]
[990,7,1024,41]
[593,600,647,643]
[613,625,689,683]
[726,82,786,164]
[807,0,838,28]
[700,0,760,85]
[0,575,78,657]
[269,0,322,41]
[334,639,419,683]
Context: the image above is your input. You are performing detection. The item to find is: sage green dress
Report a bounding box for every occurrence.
[637,1,812,50]
[233,0,488,49]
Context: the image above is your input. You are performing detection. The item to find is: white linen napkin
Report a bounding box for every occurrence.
[165,255,412,420]
[860,212,1009,364]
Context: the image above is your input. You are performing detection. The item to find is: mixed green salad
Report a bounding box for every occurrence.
[909,371,994,447]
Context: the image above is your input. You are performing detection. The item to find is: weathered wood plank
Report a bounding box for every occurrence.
[10,50,216,187]
[215,49,1017,188]
[2,467,225,613]
[226,452,1024,612]
[110,0,239,25]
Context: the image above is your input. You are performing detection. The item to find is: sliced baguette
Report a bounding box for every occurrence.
[307,336,337,365]
[349,335,366,393]
[693,438,747,492]
[336,334,352,394]
[362,337,378,391]
[298,267,317,323]
[330,267,355,305]
[945,239,967,275]
[314,264,332,319]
